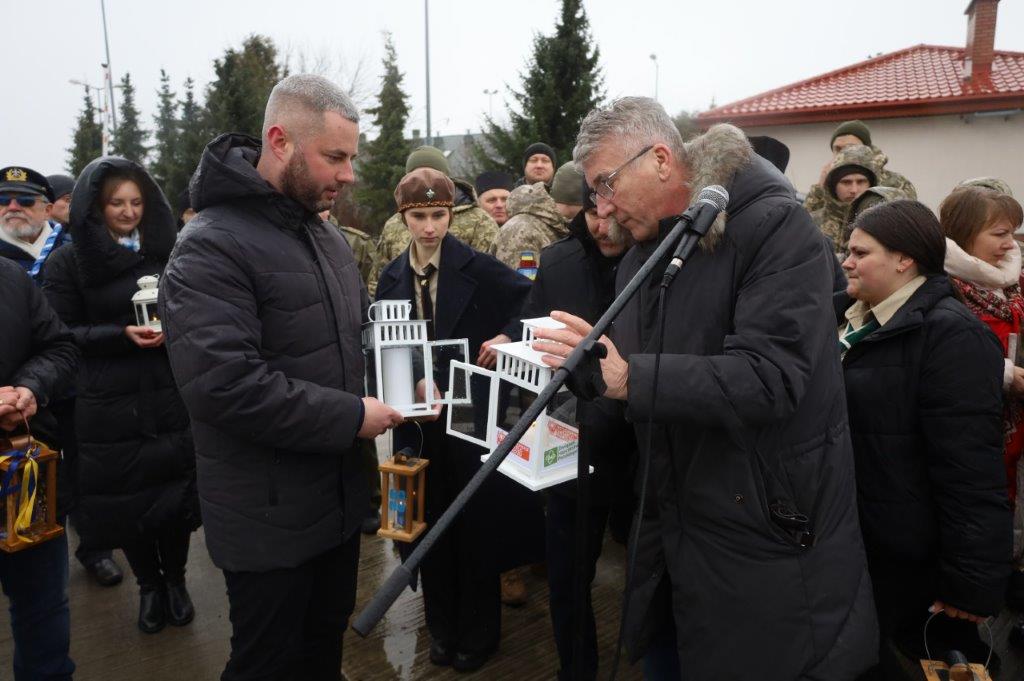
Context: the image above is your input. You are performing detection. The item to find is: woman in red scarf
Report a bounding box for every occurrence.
[940,185,1024,647]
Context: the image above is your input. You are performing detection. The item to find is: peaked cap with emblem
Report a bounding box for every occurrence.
[0,166,54,201]
[395,167,455,213]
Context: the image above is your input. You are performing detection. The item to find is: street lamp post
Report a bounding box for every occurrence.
[424,0,432,146]
[483,89,498,118]
[100,0,117,131]
[649,53,659,102]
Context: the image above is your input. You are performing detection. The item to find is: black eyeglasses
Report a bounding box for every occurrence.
[590,145,654,203]
[0,194,44,208]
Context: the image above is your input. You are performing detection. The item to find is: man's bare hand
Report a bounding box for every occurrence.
[531,310,630,400]
[125,325,165,349]
[477,334,510,369]
[358,397,404,439]
[929,600,987,624]
[0,386,36,431]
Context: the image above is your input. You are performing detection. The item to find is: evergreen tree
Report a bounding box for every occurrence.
[67,88,104,176]
[472,0,604,175]
[110,73,149,163]
[673,110,700,142]
[150,70,179,198]
[172,78,209,213]
[205,34,284,138]
[353,34,411,234]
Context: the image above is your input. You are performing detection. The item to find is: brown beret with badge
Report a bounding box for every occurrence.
[394,167,455,213]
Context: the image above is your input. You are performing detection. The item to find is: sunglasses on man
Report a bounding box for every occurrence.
[0,194,47,208]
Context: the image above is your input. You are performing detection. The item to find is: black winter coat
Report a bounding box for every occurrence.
[840,277,1011,617]
[159,133,369,573]
[0,221,72,283]
[611,153,876,679]
[0,258,79,517]
[518,210,634,504]
[43,157,198,550]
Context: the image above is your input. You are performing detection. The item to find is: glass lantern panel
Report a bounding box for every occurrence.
[364,348,378,400]
[135,303,146,327]
[379,344,428,411]
[430,339,472,406]
[445,361,495,449]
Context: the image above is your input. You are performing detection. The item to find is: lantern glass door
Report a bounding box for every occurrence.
[444,360,497,449]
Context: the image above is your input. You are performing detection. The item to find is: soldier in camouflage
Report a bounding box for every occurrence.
[809,144,880,252]
[804,120,916,215]
[376,147,499,265]
[492,181,569,277]
[957,177,1014,197]
[323,214,380,295]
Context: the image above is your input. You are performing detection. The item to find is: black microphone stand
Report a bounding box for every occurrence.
[352,209,701,639]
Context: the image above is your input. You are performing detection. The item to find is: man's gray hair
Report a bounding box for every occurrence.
[262,73,360,140]
[573,97,685,169]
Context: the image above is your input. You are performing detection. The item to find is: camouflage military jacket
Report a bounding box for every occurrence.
[328,216,381,296]
[804,145,916,214]
[376,178,500,264]
[492,182,569,277]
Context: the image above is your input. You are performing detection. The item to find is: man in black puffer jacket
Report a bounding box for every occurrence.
[160,75,404,681]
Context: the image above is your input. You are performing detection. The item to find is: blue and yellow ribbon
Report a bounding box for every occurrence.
[0,444,42,543]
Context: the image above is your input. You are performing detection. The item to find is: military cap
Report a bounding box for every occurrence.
[550,162,585,205]
[0,166,54,201]
[395,167,456,213]
[957,177,1013,197]
[405,146,451,176]
[830,120,872,149]
[46,174,75,200]
[475,170,514,196]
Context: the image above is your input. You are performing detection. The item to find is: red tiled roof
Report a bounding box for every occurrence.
[698,44,1024,126]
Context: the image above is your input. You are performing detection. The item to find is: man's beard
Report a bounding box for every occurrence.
[0,217,44,242]
[605,216,626,246]
[280,148,332,213]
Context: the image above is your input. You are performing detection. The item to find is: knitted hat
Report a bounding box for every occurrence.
[475,170,514,196]
[395,167,456,212]
[830,120,872,149]
[550,162,585,205]
[46,174,76,200]
[522,142,556,169]
[405,146,451,176]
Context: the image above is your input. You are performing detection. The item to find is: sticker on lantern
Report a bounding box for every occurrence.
[443,317,590,492]
[131,275,162,332]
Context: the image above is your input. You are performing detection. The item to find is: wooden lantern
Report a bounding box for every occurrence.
[0,432,64,553]
[377,449,429,543]
[920,660,992,681]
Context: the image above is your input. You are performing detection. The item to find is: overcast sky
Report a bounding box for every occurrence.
[5,0,1023,175]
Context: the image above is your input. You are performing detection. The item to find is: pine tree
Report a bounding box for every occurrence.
[205,34,284,138]
[172,78,209,212]
[150,70,179,199]
[110,73,149,162]
[472,0,604,176]
[353,35,411,234]
[67,88,104,176]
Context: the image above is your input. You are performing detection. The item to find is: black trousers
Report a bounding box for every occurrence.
[122,527,191,589]
[221,532,360,681]
[546,492,610,681]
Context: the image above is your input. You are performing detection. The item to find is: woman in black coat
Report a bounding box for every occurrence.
[43,157,199,635]
[839,200,1011,677]
[375,168,532,673]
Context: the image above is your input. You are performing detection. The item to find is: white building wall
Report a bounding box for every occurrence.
[741,112,1024,211]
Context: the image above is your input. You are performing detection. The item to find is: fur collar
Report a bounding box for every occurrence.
[944,237,1021,290]
[682,123,753,251]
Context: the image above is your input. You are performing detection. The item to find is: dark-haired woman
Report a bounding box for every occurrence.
[940,186,1024,648]
[838,200,1011,678]
[43,157,200,634]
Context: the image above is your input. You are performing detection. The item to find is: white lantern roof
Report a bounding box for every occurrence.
[131,275,159,305]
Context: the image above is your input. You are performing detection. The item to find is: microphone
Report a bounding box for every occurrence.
[661,185,729,286]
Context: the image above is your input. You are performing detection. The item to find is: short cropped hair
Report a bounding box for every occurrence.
[939,186,1024,253]
[261,74,360,141]
[573,97,685,170]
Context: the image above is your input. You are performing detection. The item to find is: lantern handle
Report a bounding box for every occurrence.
[0,410,35,454]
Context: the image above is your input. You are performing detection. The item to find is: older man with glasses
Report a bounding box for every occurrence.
[532,97,878,680]
[0,167,72,282]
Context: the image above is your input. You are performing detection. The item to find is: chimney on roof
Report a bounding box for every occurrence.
[964,0,999,81]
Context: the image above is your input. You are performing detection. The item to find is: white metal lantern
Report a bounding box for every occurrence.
[131,275,161,332]
[444,317,588,491]
[363,300,470,419]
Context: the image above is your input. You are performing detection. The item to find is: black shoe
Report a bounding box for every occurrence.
[361,509,381,535]
[165,581,195,626]
[429,640,454,666]
[138,588,166,634]
[452,645,496,673]
[86,557,123,587]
